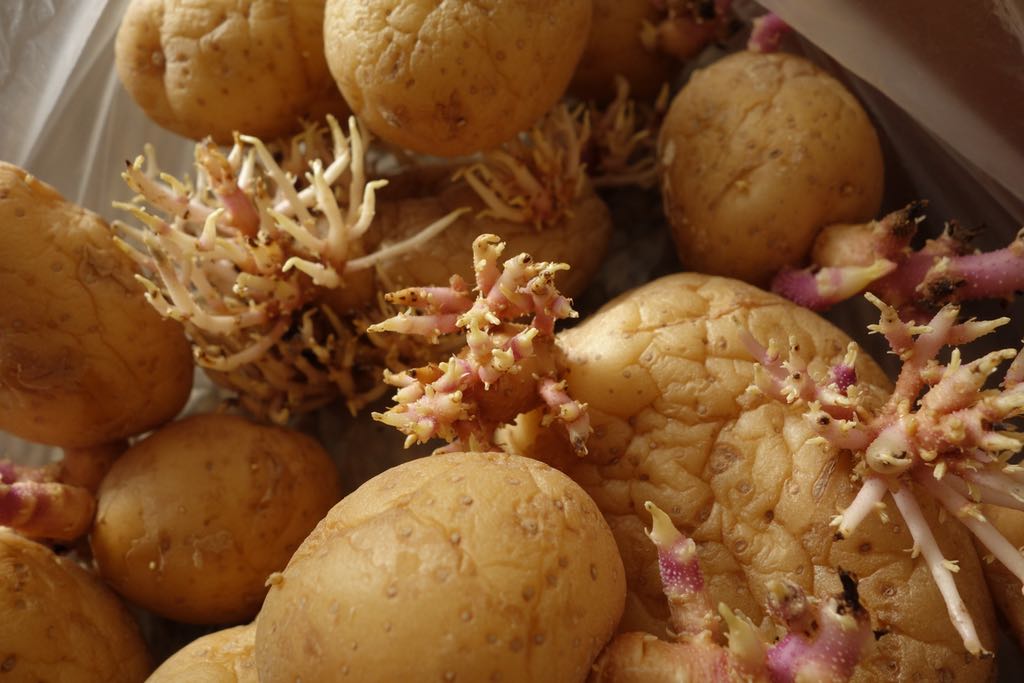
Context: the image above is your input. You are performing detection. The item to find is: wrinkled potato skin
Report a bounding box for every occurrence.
[659,52,884,285]
[0,163,192,448]
[569,0,674,102]
[368,167,611,299]
[979,506,1024,650]
[116,0,347,143]
[0,530,151,682]
[148,624,257,683]
[324,0,592,156]
[91,414,341,624]
[256,451,625,683]
[511,274,995,681]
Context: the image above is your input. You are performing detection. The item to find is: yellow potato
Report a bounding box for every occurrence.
[324,0,592,156]
[367,165,612,300]
[148,624,257,683]
[0,529,151,682]
[569,0,675,102]
[91,413,341,624]
[508,274,996,681]
[978,505,1024,651]
[658,51,884,285]
[116,0,347,143]
[255,451,625,683]
[0,162,193,448]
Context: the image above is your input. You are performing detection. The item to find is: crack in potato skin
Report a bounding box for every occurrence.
[324,0,592,156]
[256,452,624,683]
[658,52,884,286]
[511,274,995,682]
[0,163,193,448]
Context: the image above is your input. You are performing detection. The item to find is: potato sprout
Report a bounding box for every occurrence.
[371,234,590,454]
[114,116,465,421]
[591,502,870,682]
[745,294,1024,655]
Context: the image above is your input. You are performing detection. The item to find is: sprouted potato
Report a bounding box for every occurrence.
[658,51,883,285]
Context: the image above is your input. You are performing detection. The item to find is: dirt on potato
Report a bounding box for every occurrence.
[509,274,996,682]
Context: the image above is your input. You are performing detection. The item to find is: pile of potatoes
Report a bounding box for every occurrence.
[2,1,1021,682]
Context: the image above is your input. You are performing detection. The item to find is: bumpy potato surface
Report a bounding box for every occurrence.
[91,413,341,624]
[324,0,592,156]
[256,451,625,683]
[116,0,345,143]
[659,52,884,285]
[512,274,996,682]
[979,506,1024,651]
[0,162,192,448]
[0,529,151,682]
[148,624,257,682]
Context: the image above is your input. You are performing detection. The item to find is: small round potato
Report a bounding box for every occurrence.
[658,51,884,285]
[116,0,347,143]
[255,451,626,683]
[0,529,151,682]
[0,162,193,448]
[324,0,592,156]
[148,624,257,683]
[91,413,341,624]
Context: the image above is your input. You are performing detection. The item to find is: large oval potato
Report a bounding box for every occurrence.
[256,451,625,683]
[148,624,257,683]
[658,52,884,285]
[0,529,151,682]
[324,0,592,156]
[509,274,996,681]
[91,413,341,624]
[0,162,193,448]
[116,0,346,143]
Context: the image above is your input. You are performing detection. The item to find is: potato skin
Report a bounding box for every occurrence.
[148,624,257,683]
[324,0,592,156]
[255,451,625,683]
[367,167,611,299]
[0,162,193,448]
[90,413,341,624]
[0,529,151,682]
[569,0,674,102]
[658,52,884,285]
[978,506,1024,651]
[116,0,346,143]
[511,274,996,681]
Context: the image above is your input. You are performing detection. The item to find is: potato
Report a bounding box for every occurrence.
[148,624,257,683]
[978,506,1024,651]
[0,529,151,682]
[508,274,996,681]
[0,162,193,448]
[366,165,612,299]
[116,0,346,143]
[324,0,592,156]
[255,451,625,682]
[90,413,341,624]
[568,0,675,102]
[658,51,884,285]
